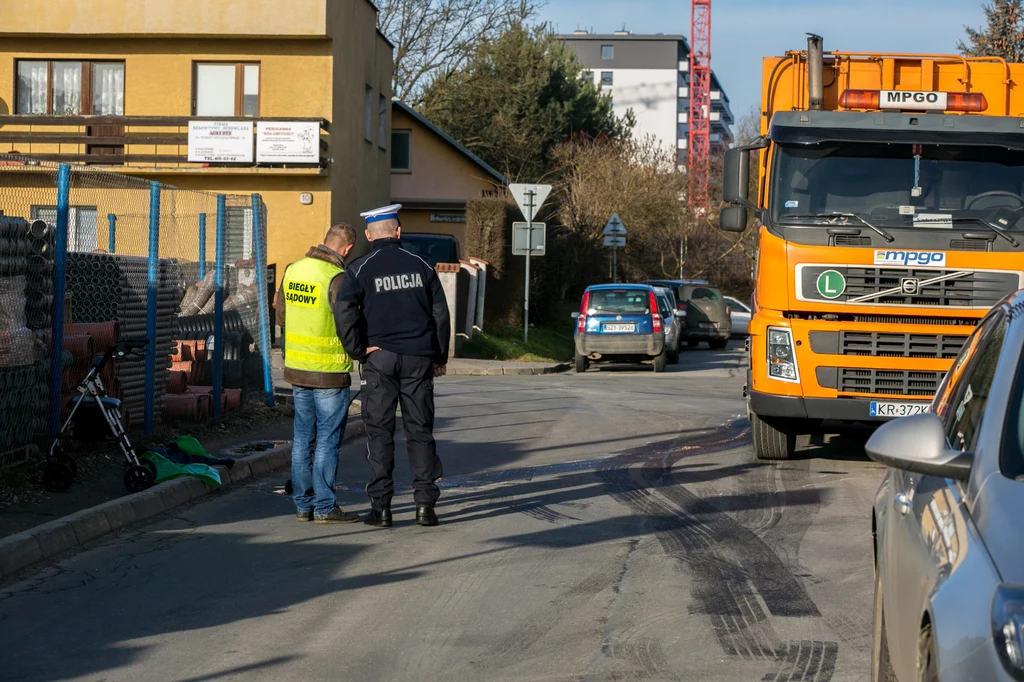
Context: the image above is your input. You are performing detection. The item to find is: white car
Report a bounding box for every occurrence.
[724,296,751,337]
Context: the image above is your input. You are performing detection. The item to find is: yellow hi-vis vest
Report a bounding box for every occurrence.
[282,257,352,373]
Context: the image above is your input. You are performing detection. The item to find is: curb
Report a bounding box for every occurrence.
[0,419,366,582]
[447,363,570,376]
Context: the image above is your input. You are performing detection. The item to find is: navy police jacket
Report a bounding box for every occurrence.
[334,237,451,365]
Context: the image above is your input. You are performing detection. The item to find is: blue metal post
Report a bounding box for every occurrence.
[144,182,160,437]
[107,213,116,254]
[251,194,275,407]
[198,213,207,281]
[47,164,71,444]
[212,196,225,422]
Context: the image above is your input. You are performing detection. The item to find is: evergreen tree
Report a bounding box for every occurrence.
[418,24,631,182]
[958,0,1024,61]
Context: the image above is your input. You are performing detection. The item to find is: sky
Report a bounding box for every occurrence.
[539,0,988,120]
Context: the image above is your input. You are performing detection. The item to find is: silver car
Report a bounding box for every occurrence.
[653,286,681,365]
[867,295,1024,682]
[724,295,751,337]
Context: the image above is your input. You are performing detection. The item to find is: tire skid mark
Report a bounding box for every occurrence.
[597,421,841,682]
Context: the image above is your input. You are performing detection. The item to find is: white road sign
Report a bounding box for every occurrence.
[604,235,626,248]
[509,184,552,221]
[603,212,627,236]
[512,222,546,256]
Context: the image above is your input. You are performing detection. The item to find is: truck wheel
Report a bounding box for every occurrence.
[574,353,588,373]
[710,339,729,350]
[653,352,667,373]
[751,412,796,460]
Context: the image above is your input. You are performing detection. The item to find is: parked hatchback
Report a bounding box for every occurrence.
[676,284,731,349]
[652,286,681,364]
[867,295,1024,682]
[573,284,676,373]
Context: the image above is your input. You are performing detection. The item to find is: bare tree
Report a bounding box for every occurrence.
[377,0,540,102]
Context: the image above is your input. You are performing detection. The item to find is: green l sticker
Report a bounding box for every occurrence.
[816,270,846,299]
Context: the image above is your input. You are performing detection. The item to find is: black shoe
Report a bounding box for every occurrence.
[416,505,439,527]
[296,509,314,522]
[363,507,393,528]
[314,506,361,524]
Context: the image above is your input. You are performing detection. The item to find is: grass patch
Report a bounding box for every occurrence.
[461,325,574,363]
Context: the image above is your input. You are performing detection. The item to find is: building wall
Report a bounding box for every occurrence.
[588,68,678,155]
[0,0,329,37]
[0,0,394,278]
[389,106,502,253]
[327,0,393,259]
[391,108,499,203]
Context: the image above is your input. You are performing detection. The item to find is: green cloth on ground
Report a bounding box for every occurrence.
[141,435,223,488]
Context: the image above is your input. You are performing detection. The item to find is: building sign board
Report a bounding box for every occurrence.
[430,213,466,224]
[256,121,320,163]
[188,121,254,163]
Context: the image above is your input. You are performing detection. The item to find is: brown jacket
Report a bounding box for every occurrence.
[274,245,351,389]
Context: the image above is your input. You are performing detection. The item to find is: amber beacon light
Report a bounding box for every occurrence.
[838,89,988,112]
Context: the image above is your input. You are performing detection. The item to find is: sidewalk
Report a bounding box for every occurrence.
[272,349,567,399]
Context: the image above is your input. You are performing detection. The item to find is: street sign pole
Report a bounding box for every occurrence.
[612,243,617,283]
[524,190,535,345]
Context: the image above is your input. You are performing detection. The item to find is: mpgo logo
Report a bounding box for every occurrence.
[873,250,947,268]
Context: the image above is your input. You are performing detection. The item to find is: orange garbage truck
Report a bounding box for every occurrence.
[720,35,1024,460]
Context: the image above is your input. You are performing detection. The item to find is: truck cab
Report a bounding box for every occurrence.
[721,36,1024,459]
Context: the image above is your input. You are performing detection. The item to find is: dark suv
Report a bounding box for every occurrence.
[675,284,732,349]
[400,233,460,265]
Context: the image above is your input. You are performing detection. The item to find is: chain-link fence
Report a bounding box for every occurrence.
[0,157,273,474]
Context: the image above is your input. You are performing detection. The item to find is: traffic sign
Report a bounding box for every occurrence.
[604,235,626,248]
[509,184,552,222]
[603,212,627,236]
[513,222,546,256]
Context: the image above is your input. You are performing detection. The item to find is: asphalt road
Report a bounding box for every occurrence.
[0,345,884,682]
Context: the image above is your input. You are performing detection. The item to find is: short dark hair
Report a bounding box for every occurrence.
[325,223,356,248]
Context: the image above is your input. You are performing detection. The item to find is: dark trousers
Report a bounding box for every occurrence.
[361,349,443,508]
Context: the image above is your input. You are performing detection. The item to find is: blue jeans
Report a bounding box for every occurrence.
[291,387,351,516]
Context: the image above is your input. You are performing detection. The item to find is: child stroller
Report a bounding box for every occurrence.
[44,338,158,494]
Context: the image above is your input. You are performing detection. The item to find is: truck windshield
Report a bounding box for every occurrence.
[771,142,1024,230]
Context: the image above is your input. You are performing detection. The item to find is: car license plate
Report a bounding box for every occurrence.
[603,323,636,333]
[870,401,931,417]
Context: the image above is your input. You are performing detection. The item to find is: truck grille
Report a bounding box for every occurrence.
[800,266,1019,308]
[839,368,945,397]
[840,332,967,359]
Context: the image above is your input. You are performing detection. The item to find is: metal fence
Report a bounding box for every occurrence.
[0,157,273,473]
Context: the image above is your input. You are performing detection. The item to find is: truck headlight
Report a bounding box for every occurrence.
[994,585,1024,681]
[767,327,799,383]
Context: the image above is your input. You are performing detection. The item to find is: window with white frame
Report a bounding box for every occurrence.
[391,130,411,172]
[31,206,98,252]
[16,60,124,115]
[193,62,260,116]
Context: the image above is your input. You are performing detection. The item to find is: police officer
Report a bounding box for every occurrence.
[334,204,451,528]
[276,224,361,524]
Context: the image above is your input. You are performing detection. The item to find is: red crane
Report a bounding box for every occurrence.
[688,0,711,211]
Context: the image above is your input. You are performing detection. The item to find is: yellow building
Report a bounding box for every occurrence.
[390,101,506,251]
[0,0,394,271]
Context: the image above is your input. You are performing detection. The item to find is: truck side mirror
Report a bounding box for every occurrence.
[720,206,748,233]
[722,148,750,206]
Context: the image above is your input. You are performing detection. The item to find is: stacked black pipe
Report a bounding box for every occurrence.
[176,310,252,389]
[0,217,51,456]
[66,252,183,428]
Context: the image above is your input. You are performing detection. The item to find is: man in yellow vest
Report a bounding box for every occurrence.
[274,223,361,524]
